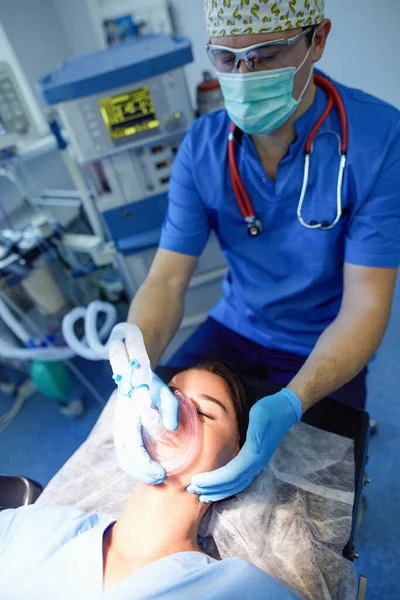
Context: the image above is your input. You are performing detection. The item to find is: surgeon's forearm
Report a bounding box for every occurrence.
[128,279,184,368]
[287,306,389,412]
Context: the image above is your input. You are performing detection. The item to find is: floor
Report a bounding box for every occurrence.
[1,283,400,599]
[0,357,111,485]
[355,278,400,599]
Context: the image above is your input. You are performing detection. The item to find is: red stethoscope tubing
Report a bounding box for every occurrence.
[229,121,253,221]
[306,73,348,153]
[228,73,349,223]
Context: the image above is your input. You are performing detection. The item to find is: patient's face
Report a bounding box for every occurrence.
[167,369,241,481]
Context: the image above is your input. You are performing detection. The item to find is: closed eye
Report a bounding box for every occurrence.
[196,409,215,420]
[168,386,215,420]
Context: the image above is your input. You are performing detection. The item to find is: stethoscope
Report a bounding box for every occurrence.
[228,73,349,238]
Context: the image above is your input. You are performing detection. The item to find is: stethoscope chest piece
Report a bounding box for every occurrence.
[247,219,263,237]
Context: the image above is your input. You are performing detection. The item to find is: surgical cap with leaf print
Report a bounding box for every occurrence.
[205,0,325,37]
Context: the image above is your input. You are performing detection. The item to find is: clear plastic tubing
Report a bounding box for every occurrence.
[109,322,161,431]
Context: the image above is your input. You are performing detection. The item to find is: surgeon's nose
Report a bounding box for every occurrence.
[238,59,252,74]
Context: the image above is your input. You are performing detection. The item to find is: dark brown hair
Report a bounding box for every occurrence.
[191,359,256,448]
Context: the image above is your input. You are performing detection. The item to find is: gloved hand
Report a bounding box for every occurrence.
[109,338,179,485]
[187,389,302,502]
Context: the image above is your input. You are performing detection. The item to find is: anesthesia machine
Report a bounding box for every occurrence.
[37,35,195,298]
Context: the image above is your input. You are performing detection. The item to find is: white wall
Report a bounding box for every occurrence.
[169,0,210,105]
[52,0,99,58]
[320,0,400,109]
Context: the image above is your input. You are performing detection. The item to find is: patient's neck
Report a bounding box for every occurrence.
[107,481,206,563]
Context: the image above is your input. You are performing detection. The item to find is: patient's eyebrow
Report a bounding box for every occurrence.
[199,394,228,414]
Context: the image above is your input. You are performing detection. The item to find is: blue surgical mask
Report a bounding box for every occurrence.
[217,46,314,135]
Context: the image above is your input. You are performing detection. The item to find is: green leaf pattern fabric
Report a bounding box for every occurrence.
[205,0,324,36]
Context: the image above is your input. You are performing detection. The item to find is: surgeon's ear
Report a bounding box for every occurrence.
[312,19,332,63]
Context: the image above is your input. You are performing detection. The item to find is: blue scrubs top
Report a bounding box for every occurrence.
[160,72,400,356]
[0,505,300,599]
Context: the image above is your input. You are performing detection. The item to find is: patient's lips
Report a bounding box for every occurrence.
[142,392,201,476]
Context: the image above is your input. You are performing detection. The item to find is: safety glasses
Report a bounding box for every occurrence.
[206,27,312,73]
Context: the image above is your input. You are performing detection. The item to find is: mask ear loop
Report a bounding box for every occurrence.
[295,29,317,102]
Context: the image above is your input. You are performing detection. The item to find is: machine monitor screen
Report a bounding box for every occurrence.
[99,86,160,139]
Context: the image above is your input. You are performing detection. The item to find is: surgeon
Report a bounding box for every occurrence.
[115,0,400,503]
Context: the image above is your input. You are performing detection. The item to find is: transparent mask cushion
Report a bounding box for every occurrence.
[114,365,201,476]
[142,391,201,475]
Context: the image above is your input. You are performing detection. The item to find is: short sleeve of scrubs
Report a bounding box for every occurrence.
[0,504,89,560]
[345,117,400,268]
[0,504,94,593]
[159,123,211,257]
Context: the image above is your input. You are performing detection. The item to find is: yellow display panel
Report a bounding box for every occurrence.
[99,86,160,139]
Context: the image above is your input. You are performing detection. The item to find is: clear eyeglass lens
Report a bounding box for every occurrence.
[247,45,292,71]
[210,43,295,73]
[209,49,237,73]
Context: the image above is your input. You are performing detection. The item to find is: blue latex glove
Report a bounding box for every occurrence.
[187,389,302,503]
[110,337,179,485]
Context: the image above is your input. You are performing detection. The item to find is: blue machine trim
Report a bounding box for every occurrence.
[37,35,194,106]
[103,193,168,256]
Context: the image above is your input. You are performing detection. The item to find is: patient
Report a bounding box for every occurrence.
[0,360,300,599]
